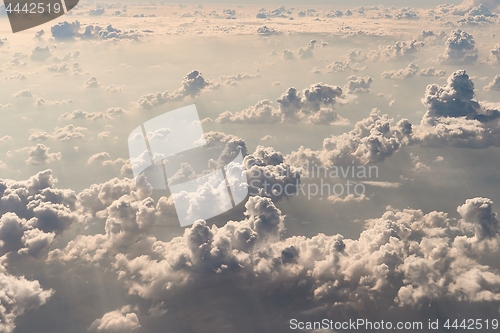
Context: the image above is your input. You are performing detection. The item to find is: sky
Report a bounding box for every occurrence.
[1,0,500,332]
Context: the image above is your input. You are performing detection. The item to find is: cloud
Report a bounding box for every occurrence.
[454,0,500,14]
[26,144,62,165]
[484,75,500,91]
[50,21,141,40]
[1,163,498,331]
[83,77,100,88]
[0,135,11,143]
[458,197,500,241]
[244,146,301,200]
[216,83,346,125]
[88,152,111,165]
[419,67,447,77]
[382,63,419,80]
[343,75,372,94]
[219,73,261,86]
[421,70,494,120]
[260,135,275,141]
[137,70,216,109]
[439,29,478,64]
[89,306,140,333]
[286,109,412,167]
[457,4,497,24]
[35,98,73,107]
[415,70,500,148]
[0,268,53,333]
[13,89,33,98]
[282,49,295,60]
[216,100,281,124]
[298,39,316,59]
[49,187,500,326]
[3,73,27,80]
[257,25,281,35]
[47,63,68,72]
[30,46,51,62]
[489,43,500,64]
[368,40,424,61]
[51,21,81,39]
[29,125,87,141]
[59,108,126,121]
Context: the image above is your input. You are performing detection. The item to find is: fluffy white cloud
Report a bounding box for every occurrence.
[29,125,87,141]
[422,70,486,119]
[51,21,141,40]
[343,75,373,94]
[137,70,217,109]
[83,77,100,88]
[489,43,500,65]
[419,67,447,77]
[219,72,261,86]
[89,306,140,333]
[0,267,53,333]
[297,39,316,59]
[383,64,446,80]
[286,109,412,167]
[382,63,419,79]
[35,98,73,107]
[13,89,33,98]
[439,29,478,64]
[368,40,424,61]
[257,25,281,35]
[216,83,346,125]
[415,70,500,147]
[484,75,500,91]
[30,46,51,62]
[26,144,62,165]
[59,108,126,121]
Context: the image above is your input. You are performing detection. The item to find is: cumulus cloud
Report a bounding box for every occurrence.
[47,62,68,72]
[286,109,412,167]
[13,89,33,98]
[343,75,373,94]
[51,21,141,40]
[216,83,346,125]
[219,73,261,86]
[83,77,100,88]
[30,46,51,61]
[484,75,500,91]
[454,0,500,15]
[137,70,216,109]
[87,152,111,165]
[489,43,500,65]
[0,268,53,333]
[244,146,301,200]
[369,40,424,62]
[282,49,295,60]
[35,98,73,107]
[48,186,500,327]
[297,39,316,59]
[59,108,126,121]
[257,25,281,35]
[419,67,447,77]
[3,165,500,332]
[0,135,12,143]
[415,70,500,147]
[50,21,81,39]
[382,63,419,79]
[29,125,87,141]
[439,29,478,64]
[421,70,495,120]
[26,144,62,165]
[89,306,140,333]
